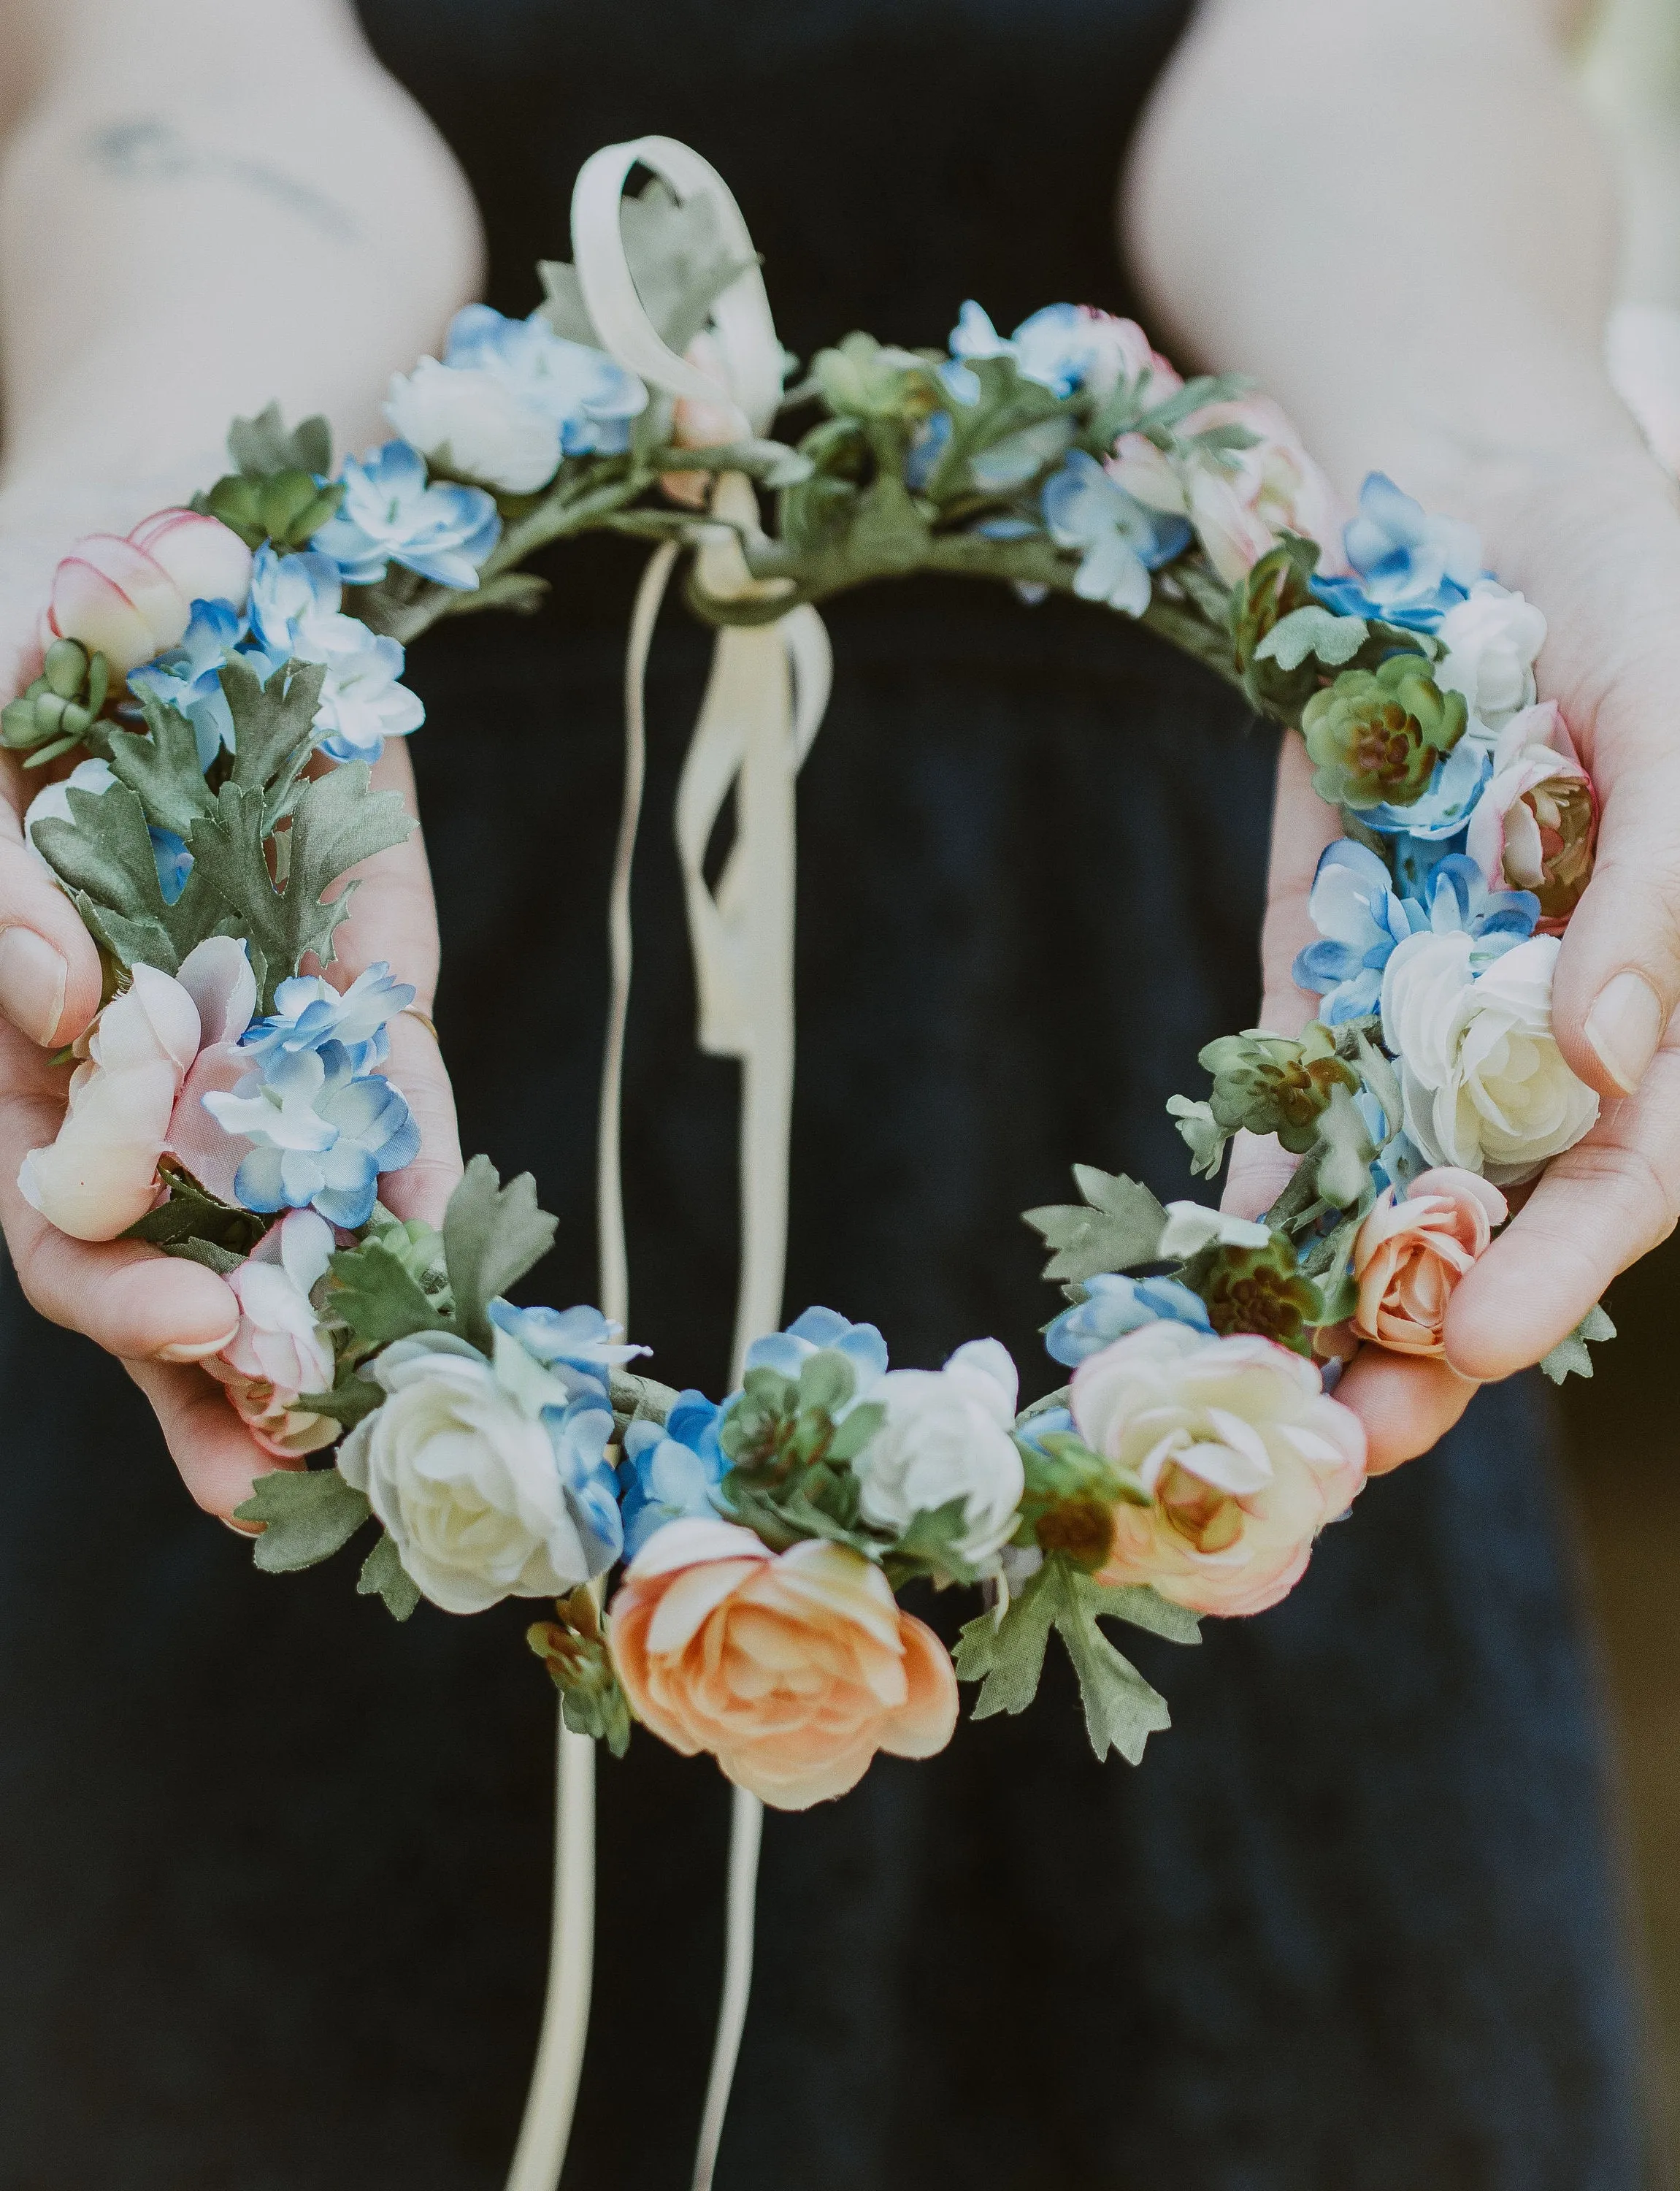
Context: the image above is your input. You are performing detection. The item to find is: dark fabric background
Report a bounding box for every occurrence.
[0,2,1649,2185]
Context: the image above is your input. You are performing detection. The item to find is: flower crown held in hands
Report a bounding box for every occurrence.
[9,168,1614,1815]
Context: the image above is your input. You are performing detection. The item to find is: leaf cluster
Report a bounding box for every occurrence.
[1540,1302,1617,1384]
[527,1587,634,1757]
[1022,1166,1169,1285]
[230,1468,417,1618]
[192,402,342,551]
[1,640,112,767]
[954,1553,1198,1766]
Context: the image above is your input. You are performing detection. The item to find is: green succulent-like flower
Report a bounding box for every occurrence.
[812,333,940,425]
[196,467,345,551]
[1302,654,1466,810]
[1198,1022,1357,1155]
[0,638,111,766]
[1199,1236,1324,1355]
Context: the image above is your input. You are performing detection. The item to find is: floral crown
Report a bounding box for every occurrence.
[9,137,1610,2187]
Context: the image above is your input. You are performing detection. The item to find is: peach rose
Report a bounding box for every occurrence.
[42,509,253,676]
[609,1517,959,1809]
[18,938,256,1242]
[1351,1167,1508,1366]
[1073,1322,1366,1617]
[204,1209,339,1458]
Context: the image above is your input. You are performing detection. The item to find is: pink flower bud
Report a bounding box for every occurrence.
[42,510,252,675]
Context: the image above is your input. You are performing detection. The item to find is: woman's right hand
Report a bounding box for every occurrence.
[0,502,463,1522]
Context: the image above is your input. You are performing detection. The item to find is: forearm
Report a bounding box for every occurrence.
[0,0,482,517]
[1125,0,1641,526]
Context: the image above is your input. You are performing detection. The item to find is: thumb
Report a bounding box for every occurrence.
[1551,750,1680,1101]
[0,760,104,1046]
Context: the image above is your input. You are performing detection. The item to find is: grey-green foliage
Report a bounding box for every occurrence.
[358,1532,421,1620]
[539,176,756,354]
[1021,1166,1169,1285]
[442,1156,559,1354]
[233,1467,372,1573]
[955,1553,1200,1764]
[1540,1301,1617,1383]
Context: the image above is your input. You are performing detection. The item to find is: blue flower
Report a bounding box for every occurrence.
[129,597,246,770]
[1311,473,1485,632]
[487,1300,649,1403]
[443,304,648,457]
[239,960,415,1075]
[1415,852,1538,949]
[1045,1273,1213,1366]
[904,408,953,491]
[616,1391,727,1559]
[243,544,426,762]
[1015,1403,1076,1456]
[311,441,501,590]
[949,301,1129,399]
[1362,738,1489,839]
[545,1397,626,1575]
[204,1041,421,1229]
[743,1304,889,1392]
[150,827,193,906]
[1292,840,1419,1022]
[1043,450,1189,615]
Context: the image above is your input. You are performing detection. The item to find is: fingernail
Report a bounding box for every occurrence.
[158,1322,239,1365]
[1584,970,1665,1094]
[0,926,68,1046]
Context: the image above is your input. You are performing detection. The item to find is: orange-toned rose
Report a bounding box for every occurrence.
[1351,1167,1508,1365]
[609,1517,959,1809]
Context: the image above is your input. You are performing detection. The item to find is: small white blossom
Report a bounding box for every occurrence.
[1435,581,1547,743]
[1157,1201,1271,1260]
[852,1339,1024,1568]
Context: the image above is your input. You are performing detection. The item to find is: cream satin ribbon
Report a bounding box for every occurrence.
[506,137,832,2191]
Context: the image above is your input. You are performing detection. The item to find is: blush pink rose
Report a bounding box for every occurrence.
[204,1209,339,1458]
[609,1517,959,1809]
[18,938,256,1242]
[42,509,253,675]
[1351,1167,1508,1373]
[1073,1322,1366,1617]
[1465,701,1597,934]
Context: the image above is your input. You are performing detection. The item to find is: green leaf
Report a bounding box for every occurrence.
[327,1235,451,1351]
[164,1238,245,1275]
[796,1349,855,1418]
[357,1531,421,1620]
[824,1398,886,1464]
[1255,604,1369,673]
[889,1497,983,1586]
[298,1374,385,1429]
[31,779,224,974]
[1541,1301,1618,1384]
[123,1168,268,1258]
[1311,1084,1376,1210]
[955,1561,1059,1718]
[1054,1567,1173,1764]
[233,1467,371,1572]
[442,1156,558,1354]
[1083,1578,1202,1646]
[105,707,218,838]
[1022,1166,1170,1284]
[540,176,756,354]
[229,401,332,479]
[222,656,326,811]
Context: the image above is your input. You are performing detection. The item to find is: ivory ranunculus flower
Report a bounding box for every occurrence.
[609,1517,959,1808]
[1072,1323,1366,1617]
[852,1338,1025,1568]
[337,1334,621,1615]
[1381,930,1599,1184]
[1435,580,1548,739]
[42,510,253,675]
[1351,1167,1508,1366]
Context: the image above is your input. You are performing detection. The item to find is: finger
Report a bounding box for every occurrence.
[0,1020,240,1356]
[1551,742,1680,1102]
[1443,1041,1680,1379]
[125,1358,297,1523]
[0,753,105,1045]
[381,1007,462,1227]
[1223,1127,1299,1221]
[1335,1346,1478,1475]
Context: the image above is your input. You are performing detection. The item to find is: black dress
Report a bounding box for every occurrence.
[0,4,1649,2186]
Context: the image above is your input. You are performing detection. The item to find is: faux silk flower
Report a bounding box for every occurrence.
[311,441,500,590]
[42,509,252,676]
[1073,1322,1366,1616]
[609,1517,959,1809]
[1464,702,1597,931]
[851,1339,1025,1568]
[1349,1168,1508,1373]
[1312,473,1484,632]
[204,1209,339,1458]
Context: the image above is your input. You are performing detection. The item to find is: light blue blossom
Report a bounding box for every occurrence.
[950,301,1139,399]
[744,1304,889,1393]
[204,1042,421,1229]
[1416,852,1538,952]
[243,544,426,762]
[488,1300,650,1403]
[905,409,954,491]
[1015,1403,1075,1456]
[1312,473,1485,632]
[129,597,246,769]
[239,960,415,1075]
[616,1391,726,1559]
[544,1397,626,1575]
[1045,1273,1213,1366]
[1043,450,1190,615]
[247,546,364,661]
[312,441,501,589]
[1354,1087,1429,1196]
[443,304,648,457]
[1362,738,1489,840]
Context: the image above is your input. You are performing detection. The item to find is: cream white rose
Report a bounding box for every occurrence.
[337,1333,615,1615]
[1073,1322,1366,1617]
[853,1339,1025,1567]
[1435,581,1547,742]
[385,357,561,494]
[1381,930,1598,1185]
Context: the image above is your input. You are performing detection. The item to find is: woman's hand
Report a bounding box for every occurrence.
[1227,444,1680,1469]
[0,504,462,1521]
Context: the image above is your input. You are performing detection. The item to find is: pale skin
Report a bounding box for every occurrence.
[0,0,1665,1504]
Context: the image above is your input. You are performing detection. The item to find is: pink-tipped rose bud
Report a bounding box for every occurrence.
[1465,701,1597,933]
[204,1210,339,1460]
[1350,1167,1508,1380]
[42,510,253,676]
